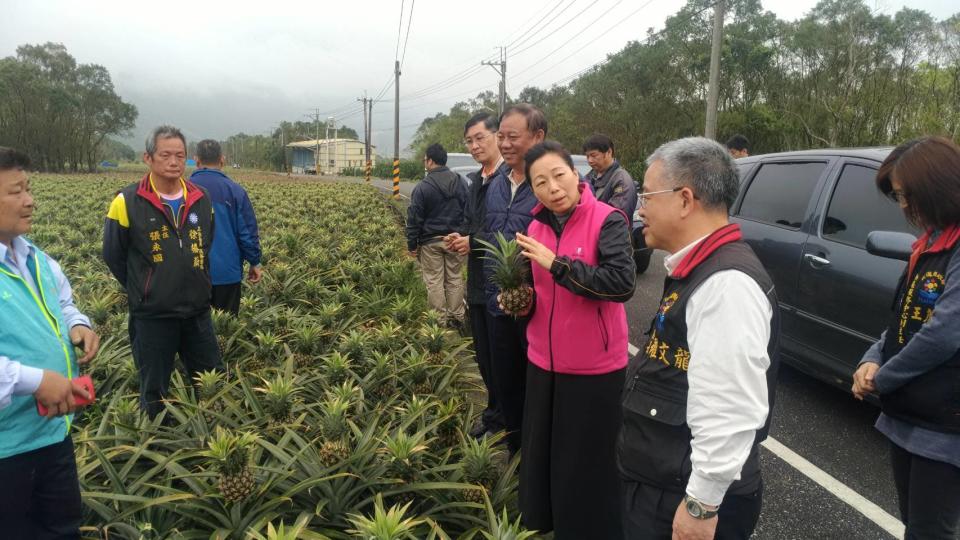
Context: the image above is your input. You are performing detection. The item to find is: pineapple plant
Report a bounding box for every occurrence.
[195,370,226,424]
[317,396,352,467]
[321,351,353,387]
[433,398,462,448]
[317,301,344,329]
[346,494,423,540]
[204,429,258,504]
[403,351,432,396]
[110,396,141,440]
[387,294,417,325]
[366,352,398,405]
[380,430,429,504]
[419,323,449,365]
[460,435,502,504]
[252,329,284,364]
[337,330,371,368]
[256,374,300,429]
[476,232,532,316]
[290,324,323,368]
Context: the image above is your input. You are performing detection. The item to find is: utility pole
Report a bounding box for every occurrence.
[393,60,400,199]
[325,117,333,175]
[359,92,372,182]
[310,108,321,175]
[704,0,725,140]
[482,47,507,116]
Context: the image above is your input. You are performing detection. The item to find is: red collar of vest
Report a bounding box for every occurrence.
[907,224,960,277]
[671,223,743,279]
[135,173,205,226]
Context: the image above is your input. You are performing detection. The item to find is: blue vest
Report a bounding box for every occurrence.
[0,242,78,459]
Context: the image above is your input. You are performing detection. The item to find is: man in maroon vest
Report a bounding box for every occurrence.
[618,137,780,540]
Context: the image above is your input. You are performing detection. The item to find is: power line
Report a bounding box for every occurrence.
[394,0,406,62]
[509,0,606,59]
[399,0,416,69]
[512,0,673,89]
[396,0,566,102]
[505,0,576,51]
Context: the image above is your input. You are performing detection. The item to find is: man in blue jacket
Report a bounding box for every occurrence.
[190,139,263,315]
[407,143,468,328]
[0,146,100,538]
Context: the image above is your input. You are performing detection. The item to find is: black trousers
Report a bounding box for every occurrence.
[520,363,625,540]
[211,282,242,315]
[130,311,223,418]
[469,303,502,431]
[890,441,960,539]
[621,480,762,539]
[0,437,82,540]
[487,313,528,454]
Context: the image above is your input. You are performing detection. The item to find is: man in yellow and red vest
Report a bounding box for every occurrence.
[0,146,101,539]
[103,125,221,419]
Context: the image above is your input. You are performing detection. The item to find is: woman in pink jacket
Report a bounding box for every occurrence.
[505,141,635,539]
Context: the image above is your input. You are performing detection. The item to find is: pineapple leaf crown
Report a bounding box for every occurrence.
[475,232,529,289]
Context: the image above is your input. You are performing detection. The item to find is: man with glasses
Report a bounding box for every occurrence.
[445,112,506,437]
[618,137,779,540]
[406,143,468,329]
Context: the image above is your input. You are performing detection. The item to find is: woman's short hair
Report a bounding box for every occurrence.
[876,136,960,229]
[524,141,575,181]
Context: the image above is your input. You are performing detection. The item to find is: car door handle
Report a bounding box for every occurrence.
[804,253,831,267]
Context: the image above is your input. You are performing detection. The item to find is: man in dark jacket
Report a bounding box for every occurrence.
[583,133,638,227]
[189,139,263,315]
[103,125,222,419]
[407,143,468,327]
[445,112,504,437]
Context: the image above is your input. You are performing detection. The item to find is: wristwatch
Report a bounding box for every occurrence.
[684,495,719,520]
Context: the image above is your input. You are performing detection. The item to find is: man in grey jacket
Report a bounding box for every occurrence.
[406,143,468,328]
[584,134,638,226]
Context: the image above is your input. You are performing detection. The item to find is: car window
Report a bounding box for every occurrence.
[822,164,918,247]
[737,162,825,229]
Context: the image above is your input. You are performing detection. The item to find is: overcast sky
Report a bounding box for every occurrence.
[2,0,956,156]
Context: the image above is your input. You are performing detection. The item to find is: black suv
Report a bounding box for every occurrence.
[731,148,919,393]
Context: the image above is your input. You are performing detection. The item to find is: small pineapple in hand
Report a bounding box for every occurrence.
[476,232,532,316]
[205,428,258,504]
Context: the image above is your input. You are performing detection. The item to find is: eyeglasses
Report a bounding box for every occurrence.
[638,187,682,208]
[463,133,491,147]
[886,189,908,204]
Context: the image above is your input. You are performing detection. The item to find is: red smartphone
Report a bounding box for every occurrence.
[36,374,96,416]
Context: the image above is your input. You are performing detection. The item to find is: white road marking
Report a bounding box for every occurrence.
[627,342,904,539]
[761,437,904,539]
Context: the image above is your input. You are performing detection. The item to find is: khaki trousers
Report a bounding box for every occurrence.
[418,242,466,322]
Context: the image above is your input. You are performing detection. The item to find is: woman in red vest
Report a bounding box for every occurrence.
[852,136,960,539]
[503,141,635,539]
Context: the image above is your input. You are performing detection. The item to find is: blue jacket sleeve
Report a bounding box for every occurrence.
[235,187,262,266]
[875,247,960,393]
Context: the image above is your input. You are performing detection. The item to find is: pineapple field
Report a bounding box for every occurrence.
[27,171,536,539]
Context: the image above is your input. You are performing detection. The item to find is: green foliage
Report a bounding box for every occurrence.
[0,42,138,172]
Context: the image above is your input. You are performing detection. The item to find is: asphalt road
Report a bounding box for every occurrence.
[369,177,909,539]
